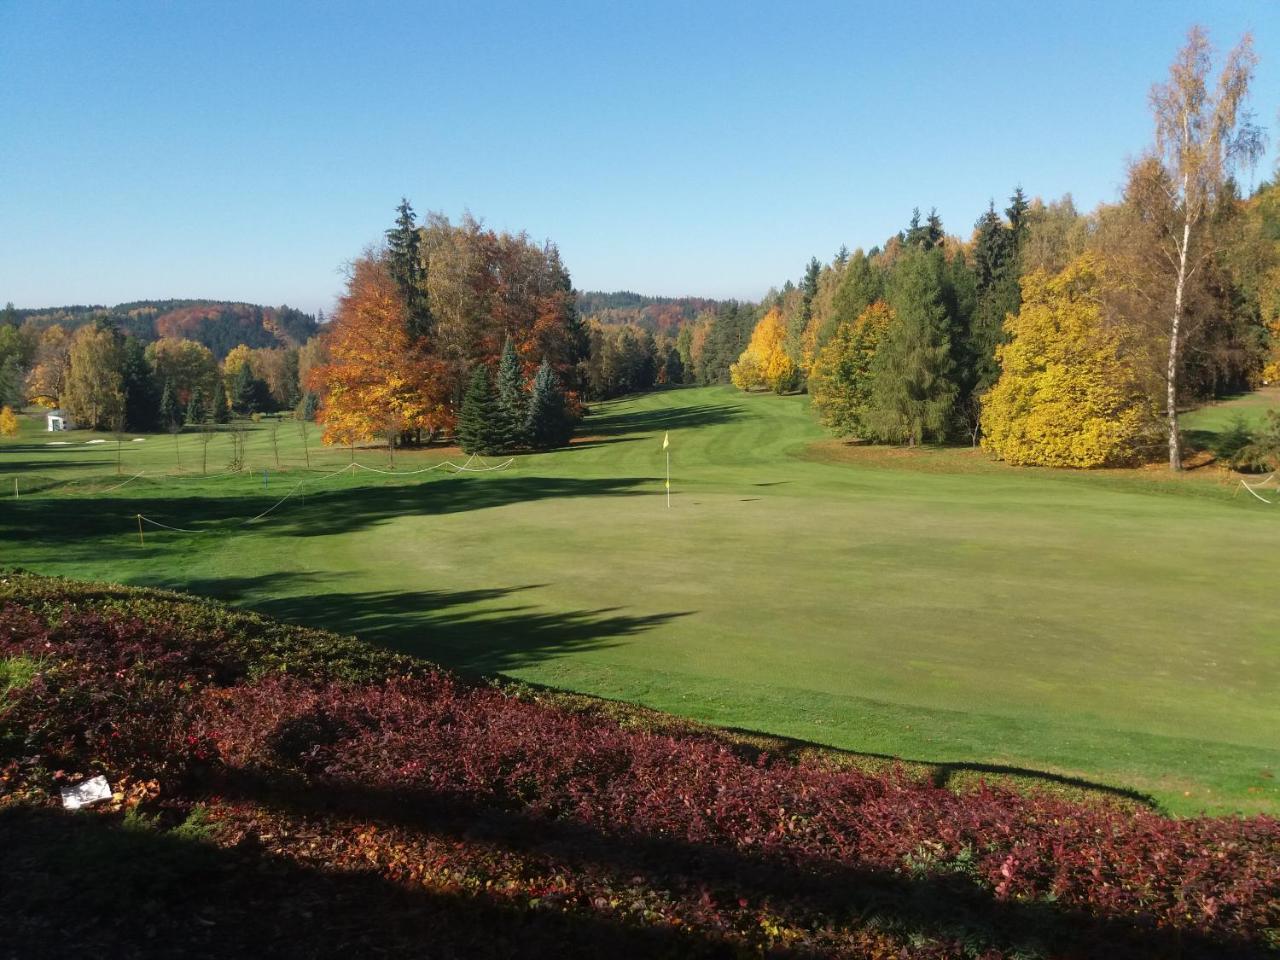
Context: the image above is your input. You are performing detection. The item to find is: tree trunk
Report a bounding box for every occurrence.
[1167,216,1191,471]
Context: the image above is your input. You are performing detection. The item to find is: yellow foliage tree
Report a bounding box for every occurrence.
[808,301,894,438]
[730,308,796,393]
[0,405,18,438]
[981,254,1158,467]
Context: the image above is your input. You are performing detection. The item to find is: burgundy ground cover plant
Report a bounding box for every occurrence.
[1,572,1276,958]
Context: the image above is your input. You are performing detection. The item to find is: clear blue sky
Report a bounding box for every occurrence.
[3,1,1278,315]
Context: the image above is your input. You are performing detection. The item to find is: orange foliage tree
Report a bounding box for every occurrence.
[309,257,451,453]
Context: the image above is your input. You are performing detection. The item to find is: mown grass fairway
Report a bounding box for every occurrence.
[1,387,1277,815]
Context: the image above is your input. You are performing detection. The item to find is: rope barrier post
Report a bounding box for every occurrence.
[136,514,144,547]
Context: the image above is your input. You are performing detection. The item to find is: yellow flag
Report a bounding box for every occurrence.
[662,431,669,450]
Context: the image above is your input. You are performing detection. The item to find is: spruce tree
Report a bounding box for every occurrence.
[185,387,205,426]
[159,379,181,430]
[457,366,500,455]
[120,336,159,432]
[495,336,527,449]
[525,358,573,449]
[211,378,230,423]
[232,361,255,414]
[866,249,958,445]
[386,198,433,340]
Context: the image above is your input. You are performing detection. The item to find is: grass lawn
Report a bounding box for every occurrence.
[1,388,1277,815]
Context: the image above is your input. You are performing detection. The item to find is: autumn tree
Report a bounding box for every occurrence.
[809,302,895,439]
[63,324,125,430]
[146,338,219,407]
[730,308,796,393]
[1130,26,1262,470]
[865,250,957,444]
[981,255,1158,467]
[309,256,450,447]
[0,405,18,439]
[25,325,72,407]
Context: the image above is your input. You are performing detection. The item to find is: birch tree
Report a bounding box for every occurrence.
[1135,27,1262,470]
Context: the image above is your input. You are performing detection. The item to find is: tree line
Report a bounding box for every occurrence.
[688,27,1277,470]
[306,202,585,459]
[0,313,324,434]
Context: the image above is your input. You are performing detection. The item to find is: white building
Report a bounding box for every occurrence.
[46,410,75,431]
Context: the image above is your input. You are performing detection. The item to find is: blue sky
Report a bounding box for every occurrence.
[3,1,1279,315]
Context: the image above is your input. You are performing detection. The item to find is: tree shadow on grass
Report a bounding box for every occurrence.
[585,402,744,438]
[0,805,755,960]
[0,474,655,552]
[169,574,692,675]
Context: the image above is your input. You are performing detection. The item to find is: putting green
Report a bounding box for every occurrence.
[1,387,1277,815]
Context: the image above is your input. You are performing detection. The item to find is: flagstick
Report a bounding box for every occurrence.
[665,449,670,509]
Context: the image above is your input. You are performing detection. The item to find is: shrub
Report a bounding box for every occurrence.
[1,570,1277,958]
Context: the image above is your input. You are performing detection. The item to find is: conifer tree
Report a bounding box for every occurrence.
[159,378,181,429]
[866,250,958,445]
[386,198,433,340]
[185,387,205,426]
[525,358,573,449]
[495,336,527,449]
[457,366,500,454]
[232,361,256,414]
[120,336,159,432]
[211,378,230,423]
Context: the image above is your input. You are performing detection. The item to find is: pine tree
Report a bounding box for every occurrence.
[159,379,181,429]
[211,378,230,423]
[385,198,433,340]
[525,358,573,449]
[232,361,256,414]
[866,250,958,445]
[457,366,500,454]
[495,336,527,449]
[119,336,158,432]
[185,387,205,426]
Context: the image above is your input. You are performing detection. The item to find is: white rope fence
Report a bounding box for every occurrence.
[131,453,513,538]
[1238,472,1277,504]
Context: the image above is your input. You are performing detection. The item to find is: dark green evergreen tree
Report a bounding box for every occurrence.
[386,198,433,340]
[801,257,821,321]
[210,378,230,423]
[824,250,884,345]
[159,378,181,430]
[185,387,205,426]
[866,249,958,445]
[457,366,501,455]
[119,335,159,432]
[495,336,527,449]
[1006,186,1030,240]
[525,358,573,449]
[661,344,684,385]
[231,361,266,415]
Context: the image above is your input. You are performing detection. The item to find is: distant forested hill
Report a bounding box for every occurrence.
[9,300,318,359]
[576,291,719,334]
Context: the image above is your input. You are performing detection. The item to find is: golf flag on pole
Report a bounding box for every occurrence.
[663,432,671,507]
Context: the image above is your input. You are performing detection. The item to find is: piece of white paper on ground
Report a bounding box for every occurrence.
[60,776,112,810]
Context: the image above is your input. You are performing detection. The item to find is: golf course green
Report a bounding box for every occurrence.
[2,386,1276,815]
